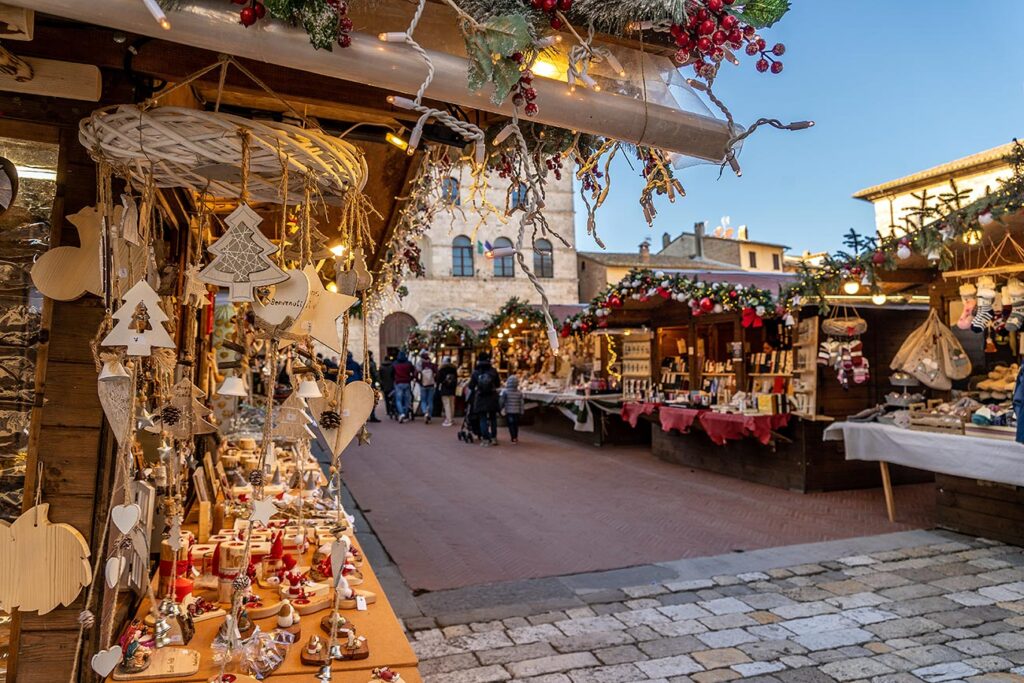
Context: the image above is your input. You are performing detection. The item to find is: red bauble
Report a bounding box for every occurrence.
[670,23,683,38]
[698,19,715,35]
[549,15,563,29]
[707,0,723,10]
[531,0,544,7]
[524,102,539,116]
[712,30,726,45]
[721,14,738,29]
[542,0,556,11]
[697,37,712,52]
[755,58,769,73]
[609,295,622,308]
[558,0,572,10]
[872,250,886,265]
[699,297,714,312]
[675,33,691,48]
[770,61,783,74]
[657,287,671,299]
[727,28,743,43]
[253,1,266,18]
[239,6,257,26]
[729,290,738,299]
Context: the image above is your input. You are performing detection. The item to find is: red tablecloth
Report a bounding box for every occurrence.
[698,411,791,445]
[659,406,702,434]
[621,402,658,428]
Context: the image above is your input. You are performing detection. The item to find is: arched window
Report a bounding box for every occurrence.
[534,238,554,278]
[442,176,460,206]
[493,237,514,277]
[510,182,528,210]
[452,235,474,277]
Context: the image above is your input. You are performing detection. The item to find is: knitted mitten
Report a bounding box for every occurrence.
[956,282,977,330]
[971,285,997,333]
[1005,280,1024,332]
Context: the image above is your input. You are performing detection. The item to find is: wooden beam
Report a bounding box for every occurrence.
[369,151,423,271]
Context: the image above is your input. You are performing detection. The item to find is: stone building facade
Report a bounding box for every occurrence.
[355,172,579,362]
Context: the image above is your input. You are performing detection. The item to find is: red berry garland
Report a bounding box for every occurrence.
[669,0,784,79]
[507,52,540,117]
[233,0,354,48]
[531,0,572,29]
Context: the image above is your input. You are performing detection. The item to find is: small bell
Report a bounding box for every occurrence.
[296,379,323,399]
[153,614,172,648]
[158,595,181,618]
[328,643,343,660]
[315,664,333,682]
[99,359,130,381]
[270,465,282,486]
[217,375,247,397]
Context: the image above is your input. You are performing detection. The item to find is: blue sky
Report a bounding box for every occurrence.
[575,0,1024,256]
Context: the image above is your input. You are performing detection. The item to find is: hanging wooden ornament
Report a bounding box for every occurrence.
[120,193,140,245]
[98,372,133,446]
[273,390,315,441]
[308,379,375,457]
[147,378,216,438]
[336,246,373,296]
[182,264,210,308]
[102,280,175,356]
[251,265,356,352]
[30,204,106,301]
[0,503,92,614]
[91,646,124,678]
[198,203,287,302]
[111,503,141,534]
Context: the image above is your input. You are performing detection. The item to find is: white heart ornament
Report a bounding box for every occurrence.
[91,645,122,677]
[105,556,127,588]
[111,503,141,534]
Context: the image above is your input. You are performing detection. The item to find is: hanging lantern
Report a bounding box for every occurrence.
[217,375,247,397]
[296,379,323,399]
[98,359,130,381]
[871,292,887,306]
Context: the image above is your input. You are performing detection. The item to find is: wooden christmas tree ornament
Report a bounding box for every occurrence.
[102,280,175,356]
[0,503,92,614]
[198,203,287,302]
[30,204,106,301]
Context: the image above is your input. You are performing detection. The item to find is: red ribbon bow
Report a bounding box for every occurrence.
[741,307,763,328]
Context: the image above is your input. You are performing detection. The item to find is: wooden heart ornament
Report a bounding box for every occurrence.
[0,504,92,614]
[308,380,375,457]
[111,503,141,534]
[30,205,112,301]
[105,555,127,588]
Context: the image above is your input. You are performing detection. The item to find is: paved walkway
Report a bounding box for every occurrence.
[406,532,1024,683]
[345,419,934,592]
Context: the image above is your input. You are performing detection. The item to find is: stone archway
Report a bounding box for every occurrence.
[379,311,417,360]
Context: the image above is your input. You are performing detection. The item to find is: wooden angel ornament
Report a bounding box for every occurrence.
[102,280,175,356]
[0,503,92,614]
[198,203,287,302]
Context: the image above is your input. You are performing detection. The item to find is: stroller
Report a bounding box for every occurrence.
[457,389,480,443]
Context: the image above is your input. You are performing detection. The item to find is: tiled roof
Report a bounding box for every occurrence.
[577,251,735,269]
[853,140,1020,200]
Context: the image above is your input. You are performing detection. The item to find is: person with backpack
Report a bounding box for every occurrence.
[392,350,415,423]
[416,350,438,424]
[500,374,525,444]
[379,354,396,420]
[469,352,501,446]
[436,356,459,427]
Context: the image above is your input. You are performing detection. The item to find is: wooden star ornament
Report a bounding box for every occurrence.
[249,497,278,527]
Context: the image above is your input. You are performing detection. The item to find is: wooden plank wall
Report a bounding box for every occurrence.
[2,112,115,682]
[936,474,1024,546]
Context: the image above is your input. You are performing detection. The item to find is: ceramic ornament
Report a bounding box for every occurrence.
[102,280,175,356]
[91,646,123,678]
[30,204,106,301]
[308,379,375,457]
[251,265,356,352]
[198,203,287,302]
[0,503,92,614]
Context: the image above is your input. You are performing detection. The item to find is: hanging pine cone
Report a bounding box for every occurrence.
[248,470,265,487]
[232,574,251,591]
[320,409,341,430]
[161,405,182,426]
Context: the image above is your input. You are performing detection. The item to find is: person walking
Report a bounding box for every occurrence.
[368,351,381,423]
[392,350,415,422]
[500,375,524,444]
[469,352,500,446]
[379,354,397,420]
[345,351,363,384]
[437,356,458,427]
[417,351,438,424]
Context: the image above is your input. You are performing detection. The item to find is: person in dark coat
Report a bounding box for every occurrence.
[436,356,459,427]
[468,352,501,446]
[345,351,363,384]
[379,354,397,420]
[368,351,381,422]
[392,350,416,422]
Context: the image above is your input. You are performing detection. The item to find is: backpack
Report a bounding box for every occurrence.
[476,370,496,395]
[441,369,458,390]
[420,366,435,386]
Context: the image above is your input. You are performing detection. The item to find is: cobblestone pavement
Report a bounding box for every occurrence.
[405,535,1024,683]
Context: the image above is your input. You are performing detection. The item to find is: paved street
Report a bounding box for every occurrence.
[404,533,1024,683]
[345,419,933,591]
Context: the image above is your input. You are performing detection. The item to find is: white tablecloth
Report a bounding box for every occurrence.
[823,421,1024,487]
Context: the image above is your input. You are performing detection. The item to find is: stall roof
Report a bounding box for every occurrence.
[659,269,798,290]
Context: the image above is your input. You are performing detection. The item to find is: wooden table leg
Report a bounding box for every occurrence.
[879,461,895,523]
